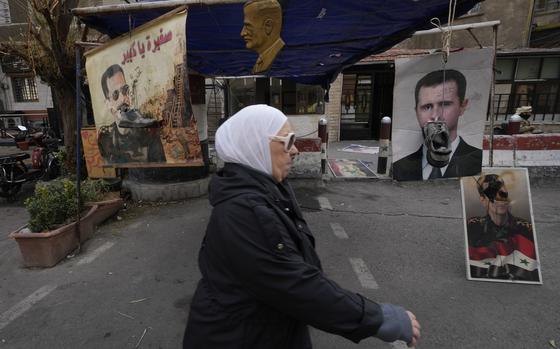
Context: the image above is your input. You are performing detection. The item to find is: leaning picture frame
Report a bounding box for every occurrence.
[460,167,542,284]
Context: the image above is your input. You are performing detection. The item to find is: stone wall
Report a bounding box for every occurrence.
[396,0,532,50]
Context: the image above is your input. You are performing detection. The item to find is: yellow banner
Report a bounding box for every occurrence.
[85,10,203,168]
[80,127,117,178]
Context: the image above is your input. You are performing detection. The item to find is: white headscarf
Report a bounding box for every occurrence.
[215,104,287,175]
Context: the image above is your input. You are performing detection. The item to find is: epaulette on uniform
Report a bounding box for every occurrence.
[468,216,485,224]
[98,125,111,134]
[514,218,531,229]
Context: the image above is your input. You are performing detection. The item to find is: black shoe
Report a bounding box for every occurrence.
[117,107,158,128]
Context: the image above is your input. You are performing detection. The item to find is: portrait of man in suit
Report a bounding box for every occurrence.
[392,69,482,181]
[241,0,285,74]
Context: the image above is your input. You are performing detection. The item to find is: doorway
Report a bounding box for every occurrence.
[340,64,394,140]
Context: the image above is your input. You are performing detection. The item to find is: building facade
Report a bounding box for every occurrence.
[0,0,125,133]
[0,0,54,131]
[330,0,560,141]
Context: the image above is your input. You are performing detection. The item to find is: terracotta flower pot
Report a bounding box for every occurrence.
[10,198,123,268]
[16,141,29,150]
[10,223,79,268]
[80,198,123,242]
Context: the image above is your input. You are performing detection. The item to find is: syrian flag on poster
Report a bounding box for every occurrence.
[469,233,539,280]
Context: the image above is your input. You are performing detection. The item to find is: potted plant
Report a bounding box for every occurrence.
[10,178,123,267]
[16,140,30,150]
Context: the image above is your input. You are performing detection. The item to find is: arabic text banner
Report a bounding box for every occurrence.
[85,10,203,167]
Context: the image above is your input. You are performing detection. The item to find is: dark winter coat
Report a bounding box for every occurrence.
[182,163,390,349]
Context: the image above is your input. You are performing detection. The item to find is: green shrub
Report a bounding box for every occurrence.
[81,179,108,203]
[24,178,109,232]
[53,149,67,177]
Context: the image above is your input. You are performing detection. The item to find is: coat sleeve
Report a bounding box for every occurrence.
[210,197,400,343]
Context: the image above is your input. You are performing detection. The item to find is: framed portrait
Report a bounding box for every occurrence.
[461,167,542,284]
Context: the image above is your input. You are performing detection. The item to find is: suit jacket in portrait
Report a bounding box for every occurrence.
[392,137,482,181]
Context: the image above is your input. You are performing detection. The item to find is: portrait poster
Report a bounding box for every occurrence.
[80,127,116,178]
[460,168,542,284]
[391,48,493,181]
[85,9,203,167]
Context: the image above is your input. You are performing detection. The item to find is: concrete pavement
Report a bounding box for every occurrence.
[1,176,559,348]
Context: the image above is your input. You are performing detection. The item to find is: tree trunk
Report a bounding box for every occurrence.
[52,86,77,173]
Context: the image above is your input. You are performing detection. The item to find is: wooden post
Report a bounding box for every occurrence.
[489,24,499,167]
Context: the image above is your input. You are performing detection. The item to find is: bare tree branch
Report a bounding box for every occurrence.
[0,0,83,172]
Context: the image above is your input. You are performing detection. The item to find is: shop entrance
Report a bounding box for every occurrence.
[340,65,394,140]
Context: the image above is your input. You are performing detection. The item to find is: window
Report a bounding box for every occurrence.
[11,76,39,102]
[541,57,560,79]
[465,3,482,16]
[505,56,560,81]
[341,74,356,118]
[512,82,560,115]
[340,74,372,124]
[269,78,324,115]
[535,83,559,114]
[229,78,256,115]
[228,77,324,115]
[516,58,541,80]
[354,75,372,123]
[270,78,282,111]
[496,59,515,81]
[0,0,10,25]
[295,84,324,114]
[535,0,560,13]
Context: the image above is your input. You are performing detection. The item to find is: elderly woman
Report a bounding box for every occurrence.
[183,105,420,348]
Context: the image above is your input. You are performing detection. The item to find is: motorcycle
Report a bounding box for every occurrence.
[0,126,61,200]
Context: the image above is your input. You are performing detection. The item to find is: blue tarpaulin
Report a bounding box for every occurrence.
[77,0,481,87]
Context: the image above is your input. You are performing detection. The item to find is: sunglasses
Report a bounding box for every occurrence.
[111,84,130,101]
[269,132,296,152]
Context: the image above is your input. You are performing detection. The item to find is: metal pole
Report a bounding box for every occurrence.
[72,0,245,16]
[413,20,501,36]
[377,116,391,175]
[489,24,499,167]
[221,80,230,125]
[318,118,328,174]
[75,46,82,253]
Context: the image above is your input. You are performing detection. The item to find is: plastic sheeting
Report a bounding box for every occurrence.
[78,0,481,87]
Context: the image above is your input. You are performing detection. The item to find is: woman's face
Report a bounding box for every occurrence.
[270,122,299,182]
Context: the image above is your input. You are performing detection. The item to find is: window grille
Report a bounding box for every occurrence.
[0,0,11,25]
[535,0,560,13]
[11,76,39,102]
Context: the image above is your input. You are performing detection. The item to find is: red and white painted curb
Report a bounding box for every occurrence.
[483,134,560,167]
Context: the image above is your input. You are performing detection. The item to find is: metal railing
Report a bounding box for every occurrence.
[488,93,559,122]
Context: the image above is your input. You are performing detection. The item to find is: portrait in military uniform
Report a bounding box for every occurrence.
[241,0,285,74]
[85,10,203,167]
[460,168,542,284]
[97,64,166,164]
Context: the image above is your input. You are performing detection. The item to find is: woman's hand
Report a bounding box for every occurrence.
[406,311,421,347]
